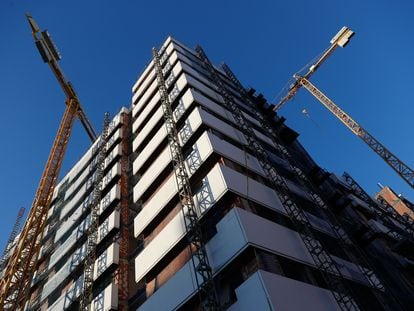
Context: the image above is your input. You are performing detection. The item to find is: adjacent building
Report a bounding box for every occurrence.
[375,185,414,221]
[2,37,413,310]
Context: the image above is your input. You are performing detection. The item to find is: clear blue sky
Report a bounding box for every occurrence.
[0,0,413,252]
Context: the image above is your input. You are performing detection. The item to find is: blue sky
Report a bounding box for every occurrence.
[0,0,413,251]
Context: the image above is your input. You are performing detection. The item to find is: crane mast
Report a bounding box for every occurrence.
[0,15,97,309]
[274,26,414,190]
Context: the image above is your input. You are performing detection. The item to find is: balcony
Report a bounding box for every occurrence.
[228,270,340,311]
[137,206,371,310]
[55,183,120,245]
[49,210,120,270]
[42,241,119,303]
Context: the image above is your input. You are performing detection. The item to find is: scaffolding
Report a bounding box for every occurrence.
[196,45,358,311]
[79,113,110,310]
[221,64,403,309]
[152,47,219,310]
[0,208,25,272]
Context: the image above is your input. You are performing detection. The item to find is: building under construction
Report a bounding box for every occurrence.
[1,35,414,310]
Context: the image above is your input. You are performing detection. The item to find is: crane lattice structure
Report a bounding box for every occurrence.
[0,208,26,272]
[152,47,219,310]
[222,63,403,309]
[0,14,97,309]
[196,45,359,311]
[274,27,414,190]
[79,113,110,310]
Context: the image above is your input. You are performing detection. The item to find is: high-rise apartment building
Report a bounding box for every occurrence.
[2,36,413,311]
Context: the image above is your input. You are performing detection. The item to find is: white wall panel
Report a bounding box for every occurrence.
[133,126,167,172]
[91,283,118,311]
[228,270,341,311]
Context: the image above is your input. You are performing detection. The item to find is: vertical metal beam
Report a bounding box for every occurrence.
[152,47,219,310]
[79,113,110,311]
[0,98,79,310]
[0,208,25,272]
[113,112,130,310]
[195,47,358,310]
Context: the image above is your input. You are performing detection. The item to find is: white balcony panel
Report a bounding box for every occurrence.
[55,204,87,243]
[242,110,261,127]
[348,193,374,212]
[47,276,83,311]
[42,243,87,301]
[133,138,220,237]
[237,207,369,285]
[106,128,122,150]
[63,166,91,202]
[170,41,199,63]
[209,132,264,176]
[134,165,228,282]
[43,239,119,302]
[305,212,335,236]
[198,108,248,146]
[93,243,119,280]
[106,144,122,167]
[134,77,158,108]
[90,283,118,311]
[228,270,340,311]
[138,206,366,309]
[190,87,238,124]
[137,261,197,311]
[49,215,90,268]
[51,210,119,271]
[133,107,164,151]
[99,184,121,215]
[133,60,154,94]
[137,207,255,311]
[134,173,176,235]
[132,69,156,106]
[138,207,342,311]
[133,125,167,172]
[107,109,125,136]
[60,153,121,222]
[132,88,193,172]
[332,255,369,285]
[135,209,186,283]
[185,74,223,104]
[132,40,176,109]
[219,164,285,214]
[285,179,312,200]
[253,128,274,147]
[180,61,217,90]
[133,91,160,133]
[59,189,88,222]
[133,148,171,201]
[103,162,121,189]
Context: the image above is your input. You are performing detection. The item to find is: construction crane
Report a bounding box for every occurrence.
[0,14,97,309]
[25,14,97,141]
[0,208,26,272]
[273,26,414,190]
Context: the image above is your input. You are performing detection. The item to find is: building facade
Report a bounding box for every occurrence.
[375,186,414,221]
[3,37,413,310]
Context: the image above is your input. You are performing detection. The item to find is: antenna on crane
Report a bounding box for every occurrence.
[273,26,414,190]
